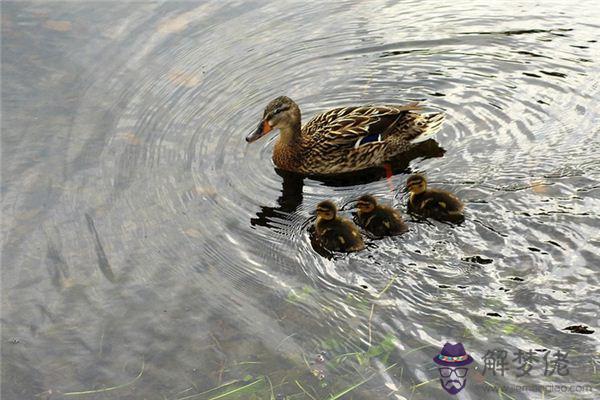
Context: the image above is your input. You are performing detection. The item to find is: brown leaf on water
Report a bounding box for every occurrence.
[31,9,50,18]
[115,131,142,145]
[62,277,76,289]
[194,186,217,197]
[121,220,138,233]
[157,11,195,33]
[168,69,201,88]
[530,180,549,194]
[44,20,72,32]
[183,228,201,238]
[16,209,42,221]
[564,325,594,334]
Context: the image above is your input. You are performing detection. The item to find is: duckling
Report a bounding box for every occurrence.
[355,195,408,237]
[406,174,464,223]
[314,200,365,252]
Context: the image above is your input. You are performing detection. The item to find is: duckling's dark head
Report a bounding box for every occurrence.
[316,200,337,221]
[356,194,377,213]
[246,96,301,143]
[407,174,427,195]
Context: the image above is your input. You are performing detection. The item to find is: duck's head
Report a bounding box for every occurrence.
[407,174,427,195]
[356,194,377,213]
[246,96,301,143]
[316,200,337,221]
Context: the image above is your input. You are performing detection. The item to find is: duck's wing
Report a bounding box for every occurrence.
[302,104,422,150]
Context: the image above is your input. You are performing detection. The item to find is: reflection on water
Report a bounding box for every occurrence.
[251,139,445,229]
[2,1,599,399]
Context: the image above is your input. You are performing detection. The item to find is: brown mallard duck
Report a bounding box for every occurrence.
[355,195,408,237]
[406,174,464,223]
[314,200,365,252]
[246,96,445,175]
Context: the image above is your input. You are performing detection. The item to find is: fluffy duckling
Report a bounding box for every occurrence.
[355,195,408,237]
[406,174,464,223]
[314,200,365,252]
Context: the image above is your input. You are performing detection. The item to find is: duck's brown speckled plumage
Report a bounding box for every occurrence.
[247,97,445,175]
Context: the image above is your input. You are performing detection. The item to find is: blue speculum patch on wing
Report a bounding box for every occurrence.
[354,133,382,148]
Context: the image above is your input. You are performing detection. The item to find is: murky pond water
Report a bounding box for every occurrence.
[2,1,600,399]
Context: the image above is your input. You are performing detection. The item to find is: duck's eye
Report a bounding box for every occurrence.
[272,105,289,116]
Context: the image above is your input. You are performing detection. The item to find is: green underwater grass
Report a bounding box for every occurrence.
[52,272,598,400]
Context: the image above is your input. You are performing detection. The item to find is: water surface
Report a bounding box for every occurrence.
[2,1,600,399]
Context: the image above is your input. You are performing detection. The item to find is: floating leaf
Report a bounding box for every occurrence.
[157,11,195,33]
[183,228,201,238]
[195,186,218,196]
[168,69,201,88]
[115,131,141,145]
[44,20,72,32]
[530,180,549,194]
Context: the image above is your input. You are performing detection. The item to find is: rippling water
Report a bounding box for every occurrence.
[2,1,599,399]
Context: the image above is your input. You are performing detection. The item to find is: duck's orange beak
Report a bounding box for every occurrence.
[246,120,272,143]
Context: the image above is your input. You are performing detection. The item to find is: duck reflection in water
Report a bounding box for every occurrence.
[250,138,446,232]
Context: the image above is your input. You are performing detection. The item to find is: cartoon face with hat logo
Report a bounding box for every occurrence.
[433,342,473,395]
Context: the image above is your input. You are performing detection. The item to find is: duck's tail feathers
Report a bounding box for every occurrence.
[409,112,445,144]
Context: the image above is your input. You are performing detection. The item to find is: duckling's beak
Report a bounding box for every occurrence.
[246,120,272,143]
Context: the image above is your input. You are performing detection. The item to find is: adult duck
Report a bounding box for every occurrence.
[246,96,445,175]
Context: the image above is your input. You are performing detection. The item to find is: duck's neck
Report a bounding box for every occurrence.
[277,120,302,146]
[273,120,303,170]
